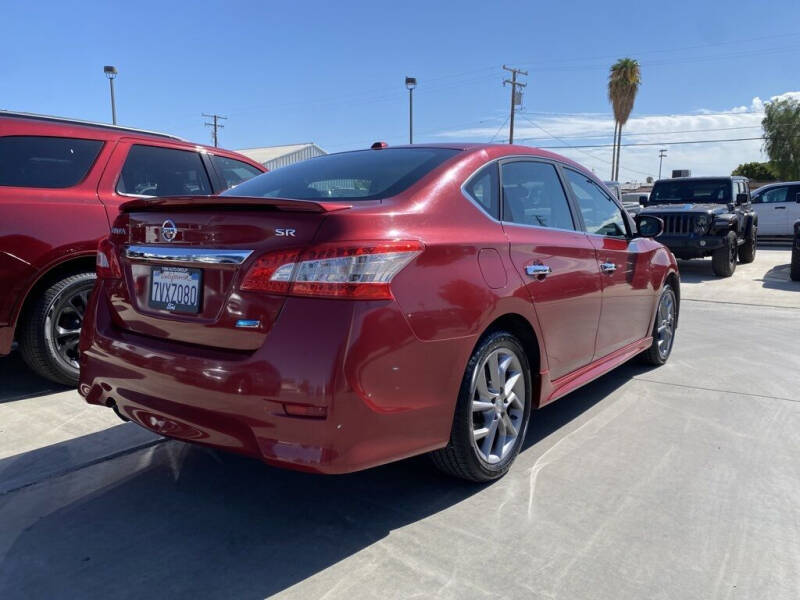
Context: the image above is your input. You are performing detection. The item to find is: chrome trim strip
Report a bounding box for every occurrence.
[124,245,253,265]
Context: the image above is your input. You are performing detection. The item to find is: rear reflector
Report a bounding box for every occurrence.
[96,237,122,279]
[240,240,423,300]
[283,403,327,418]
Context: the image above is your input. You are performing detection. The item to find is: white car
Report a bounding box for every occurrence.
[751,182,800,236]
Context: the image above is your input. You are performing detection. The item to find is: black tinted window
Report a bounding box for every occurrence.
[464,163,499,218]
[564,169,627,237]
[0,136,102,188]
[118,145,212,196]
[651,179,731,204]
[211,155,263,189]
[501,161,575,230]
[223,148,460,200]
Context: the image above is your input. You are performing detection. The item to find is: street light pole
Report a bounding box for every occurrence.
[658,148,667,179]
[103,65,118,125]
[405,77,416,144]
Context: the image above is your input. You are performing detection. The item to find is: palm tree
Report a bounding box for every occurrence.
[608,58,641,181]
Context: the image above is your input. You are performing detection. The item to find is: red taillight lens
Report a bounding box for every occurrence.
[240,249,302,293]
[240,240,423,300]
[96,237,122,279]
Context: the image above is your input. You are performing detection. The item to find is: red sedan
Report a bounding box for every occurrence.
[79,144,679,481]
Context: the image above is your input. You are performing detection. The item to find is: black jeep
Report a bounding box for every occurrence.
[791,219,800,282]
[640,176,758,277]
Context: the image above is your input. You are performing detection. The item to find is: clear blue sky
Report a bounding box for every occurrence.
[2,0,799,178]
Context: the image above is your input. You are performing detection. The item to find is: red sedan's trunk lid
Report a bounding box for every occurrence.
[107,196,349,350]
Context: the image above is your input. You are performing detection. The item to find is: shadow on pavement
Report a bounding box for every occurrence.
[760,263,800,291]
[0,352,67,403]
[0,366,635,599]
[673,258,718,284]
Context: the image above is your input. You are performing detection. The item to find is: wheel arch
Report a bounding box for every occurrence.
[12,254,96,338]
[480,312,543,407]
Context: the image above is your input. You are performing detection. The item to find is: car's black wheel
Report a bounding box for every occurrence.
[19,272,96,386]
[640,284,677,366]
[791,243,800,282]
[711,231,738,277]
[738,225,757,264]
[430,330,532,482]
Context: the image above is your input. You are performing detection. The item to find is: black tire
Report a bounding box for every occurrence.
[19,272,96,386]
[430,331,532,482]
[791,243,800,282]
[738,225,757,264]
[639,284,677,366]
[711,231,737,277]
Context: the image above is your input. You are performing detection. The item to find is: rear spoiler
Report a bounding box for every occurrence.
[120,195,353,214]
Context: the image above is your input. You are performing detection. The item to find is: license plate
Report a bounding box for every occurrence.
[149,266,202,313]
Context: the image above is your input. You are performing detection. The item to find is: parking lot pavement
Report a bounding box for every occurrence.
[678,246,800,308]
[1,247,798,599]
[0,353,161,494]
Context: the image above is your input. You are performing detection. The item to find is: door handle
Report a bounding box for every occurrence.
[525,264,552,279]
[600,262,617,274]
[775,206,787,210]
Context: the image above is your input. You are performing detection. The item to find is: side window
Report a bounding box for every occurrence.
[463,163,499,218]
[760,187,788,204]
[211,155,263,190]
[500,161,574,230]
[564,169,628,237]
[0,136,103,189]
[117,145,213,197]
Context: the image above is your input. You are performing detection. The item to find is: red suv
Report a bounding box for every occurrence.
[0,111,265,385]
[79,144,679,481]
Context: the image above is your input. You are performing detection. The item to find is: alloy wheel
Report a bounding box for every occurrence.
[44,285,92,372]
[470,347,526,464]
[656,291,676,360]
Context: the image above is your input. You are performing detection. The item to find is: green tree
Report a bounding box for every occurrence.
[608,58,641,181]
[762,97,800,180]
[731,161,777,180]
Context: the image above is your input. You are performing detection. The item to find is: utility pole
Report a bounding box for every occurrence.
[502,65,527,144]
[658,149,668,179]
[202,113,227,147]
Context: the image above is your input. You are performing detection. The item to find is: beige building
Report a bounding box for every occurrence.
[235,143,326,171]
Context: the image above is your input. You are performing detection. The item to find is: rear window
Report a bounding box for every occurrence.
[0,136,103,188]
[222,148,460,200]
[651,179,731,204]
[117,145,212,197]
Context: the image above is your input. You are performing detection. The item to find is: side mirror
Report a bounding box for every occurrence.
[638,195,647,206]
[736,193,748,205]
[635,215,664,238]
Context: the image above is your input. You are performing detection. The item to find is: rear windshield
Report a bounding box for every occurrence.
[222,148,460,201]
[0,136,103,188]
[651,179,731,204]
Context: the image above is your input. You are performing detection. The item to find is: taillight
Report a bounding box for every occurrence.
[96,237,122,279]
[240,240,423,300]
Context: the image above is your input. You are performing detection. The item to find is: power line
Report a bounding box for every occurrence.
[514,124,764,142]
[520,115,653,178]
[489,115,511,143]
[536,136,765,149]
[202,113,227,147]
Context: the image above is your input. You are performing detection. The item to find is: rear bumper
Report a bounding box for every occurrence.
[79,285,471,474]
[657,234,725,258]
